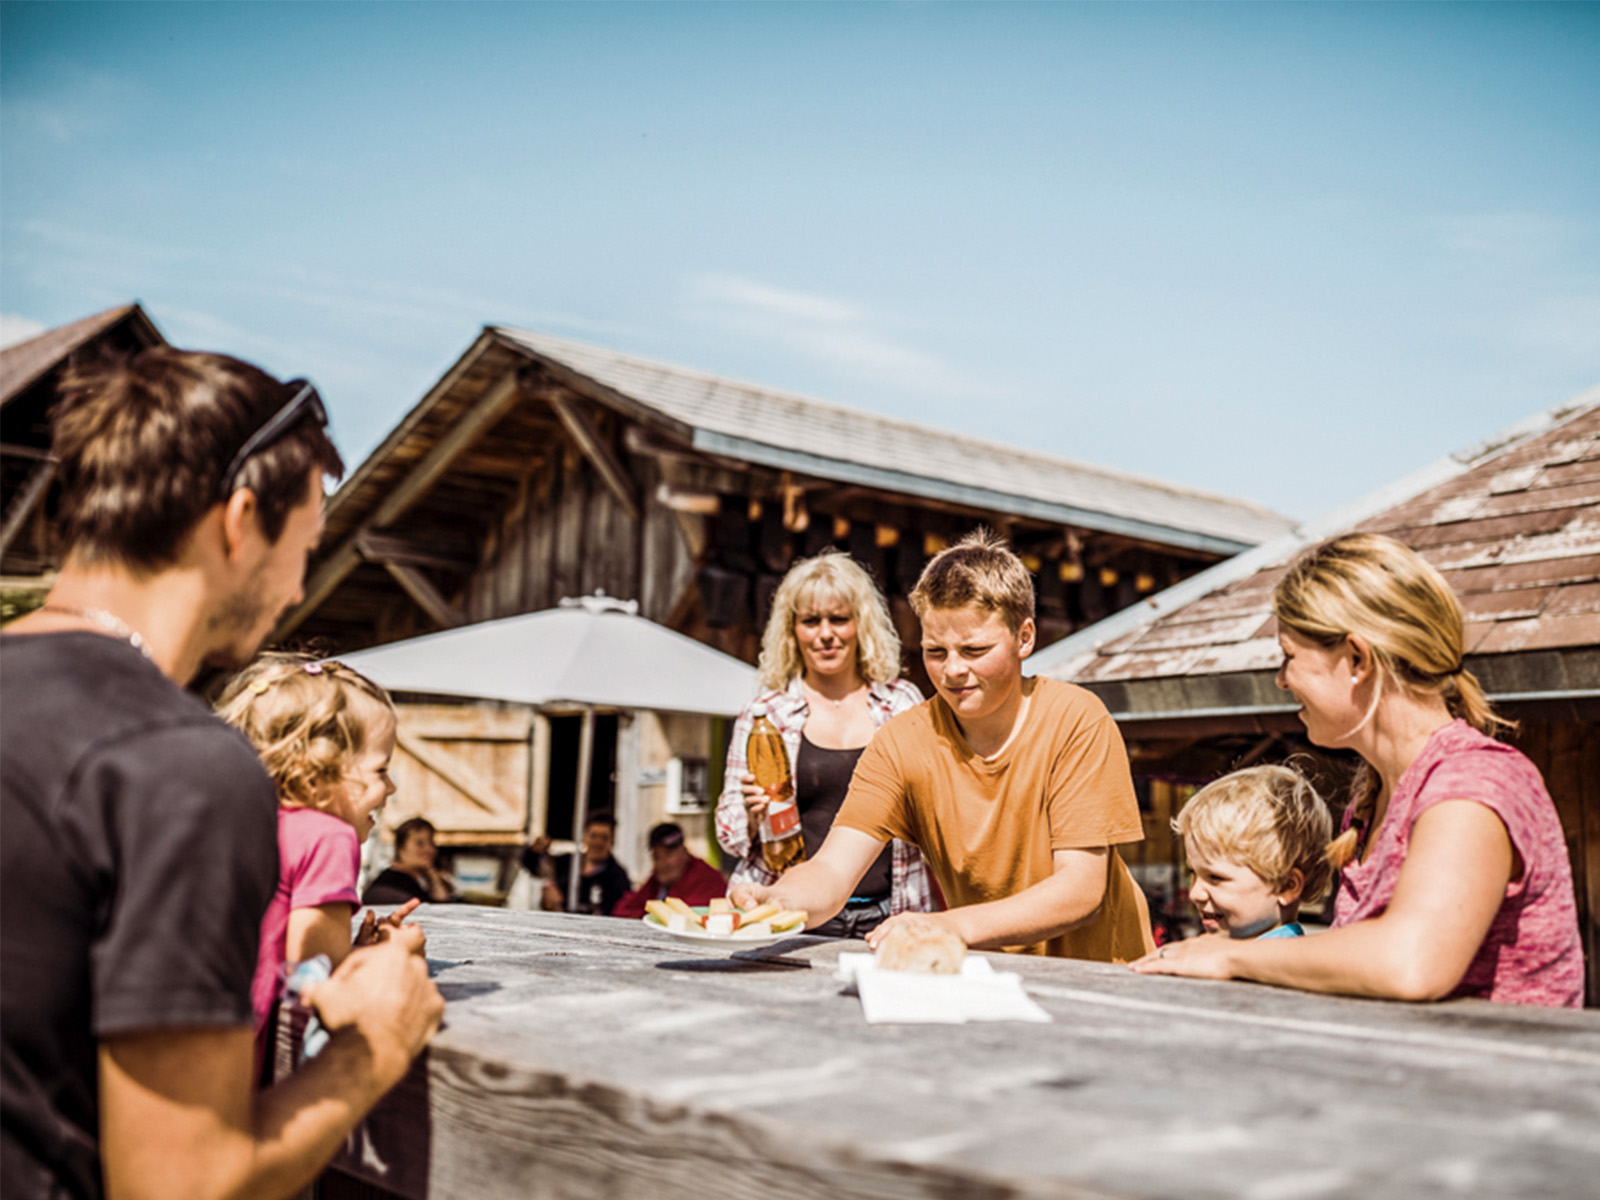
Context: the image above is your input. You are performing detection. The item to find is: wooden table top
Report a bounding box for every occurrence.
[298,906,1600,1200]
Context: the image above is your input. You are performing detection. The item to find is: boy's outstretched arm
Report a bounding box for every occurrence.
[727,826,885,927]
[866,848,1110,951]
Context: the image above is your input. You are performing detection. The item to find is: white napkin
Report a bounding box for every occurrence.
[836,952,1052,1025]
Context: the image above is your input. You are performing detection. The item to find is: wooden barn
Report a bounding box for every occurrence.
[1,304,165,608]
[273,326,1293,878]
[276,325,1292,659]
[1033,391,1600,1003]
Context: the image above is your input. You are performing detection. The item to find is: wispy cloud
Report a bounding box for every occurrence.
[1,65,141,145]
[0,314,47,349]
[684,272,993,399]
[1432,212,1580,267]
[228,268,648,344]
[8,219,639,345]
[1508,294,1600,364]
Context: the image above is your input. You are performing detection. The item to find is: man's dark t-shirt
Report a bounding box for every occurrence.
[1,634,278,1200]
[518,848,632,915]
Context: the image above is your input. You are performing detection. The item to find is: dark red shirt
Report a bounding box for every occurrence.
[612,854,727,918]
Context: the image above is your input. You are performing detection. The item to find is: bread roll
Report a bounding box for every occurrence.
[874,922,966,974]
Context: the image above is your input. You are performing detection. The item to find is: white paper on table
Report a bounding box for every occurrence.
[834,951,996,983]
[835,952,1052,1025]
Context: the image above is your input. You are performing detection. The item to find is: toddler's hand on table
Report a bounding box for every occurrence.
[354,898,422,947]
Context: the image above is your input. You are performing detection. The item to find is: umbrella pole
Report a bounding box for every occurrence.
[567,706,595,913]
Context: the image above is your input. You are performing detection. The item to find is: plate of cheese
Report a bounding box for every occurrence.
[641,898,809,946]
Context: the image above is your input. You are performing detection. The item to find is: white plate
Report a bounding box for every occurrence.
[640,913,806,948]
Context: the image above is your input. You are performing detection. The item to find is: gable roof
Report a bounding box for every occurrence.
[492,328,1294,557]
[0,304,163,409]
[1033,389,1600,719]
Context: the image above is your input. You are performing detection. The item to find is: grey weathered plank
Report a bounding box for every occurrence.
[285,907,1600,1200]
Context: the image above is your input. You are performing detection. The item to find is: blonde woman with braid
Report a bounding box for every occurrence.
[1134,533,1582,1007]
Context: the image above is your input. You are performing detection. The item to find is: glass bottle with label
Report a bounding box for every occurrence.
[747,704,805,874]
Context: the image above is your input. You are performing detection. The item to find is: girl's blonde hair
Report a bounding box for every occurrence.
[216,653,394,811]
[757,550,903,690]
[1174,765,1335,904]
[1273,532,1509,867]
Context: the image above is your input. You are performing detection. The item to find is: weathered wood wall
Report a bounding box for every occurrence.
[383,704,535,847]
[1515,719,1600,1006]
[464,430,660,622]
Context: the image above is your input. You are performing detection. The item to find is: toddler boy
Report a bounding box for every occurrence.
[1174,765,1333,939]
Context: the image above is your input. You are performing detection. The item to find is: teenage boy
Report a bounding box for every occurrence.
[1,347,443,1200]
[730,530,1153,961]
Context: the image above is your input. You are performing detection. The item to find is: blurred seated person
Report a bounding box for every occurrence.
[363,817,460,905]
[521,814,632,915]
[611,823,726,918]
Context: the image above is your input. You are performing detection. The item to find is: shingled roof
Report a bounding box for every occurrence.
[493,328,1294,557]
[1034,390,1600,725]
[0,304,162,409]
[1,305,166,579]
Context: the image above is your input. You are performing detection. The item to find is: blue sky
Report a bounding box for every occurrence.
[3,2,1596,522]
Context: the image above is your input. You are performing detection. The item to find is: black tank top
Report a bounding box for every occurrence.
[796,731,892,900]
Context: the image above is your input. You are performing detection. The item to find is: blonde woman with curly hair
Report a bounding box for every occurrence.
[1135,533,1582,1007]
[715,550,935,936]
[216,653,414,1072]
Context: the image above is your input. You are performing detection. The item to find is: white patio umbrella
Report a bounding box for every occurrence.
[339,592,755,716]
[339,594,756,909]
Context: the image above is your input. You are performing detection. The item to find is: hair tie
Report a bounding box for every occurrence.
[249,680,270,695]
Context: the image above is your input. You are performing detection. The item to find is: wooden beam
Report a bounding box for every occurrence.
[0,442,54,463]
[382,560,465,629]
[272,370,523,640]
[355,531,476,574]
[548,392,640,521]
[0,458,57,559]
[655,483,719,515]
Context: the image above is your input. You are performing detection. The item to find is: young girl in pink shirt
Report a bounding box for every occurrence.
[218,654,417,1075]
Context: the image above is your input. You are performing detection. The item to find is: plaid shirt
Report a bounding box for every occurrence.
[716,676,937,915]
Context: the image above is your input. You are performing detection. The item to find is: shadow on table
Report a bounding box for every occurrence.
[655,955,813,973]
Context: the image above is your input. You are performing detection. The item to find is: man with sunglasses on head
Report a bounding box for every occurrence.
[1,347,443,1200]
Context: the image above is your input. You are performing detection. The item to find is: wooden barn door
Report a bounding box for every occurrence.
[384,704,537,846]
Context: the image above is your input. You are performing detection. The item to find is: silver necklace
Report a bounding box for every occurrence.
[807,682,852,708]
[40,604,154,661]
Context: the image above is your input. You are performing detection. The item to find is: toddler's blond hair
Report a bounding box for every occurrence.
[216,653,393,812]
[1174,764,1334,904]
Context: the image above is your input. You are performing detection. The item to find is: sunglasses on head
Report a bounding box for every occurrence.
[218,379,329,501]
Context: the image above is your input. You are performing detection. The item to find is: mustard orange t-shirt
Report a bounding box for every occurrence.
[836,676,1152,962]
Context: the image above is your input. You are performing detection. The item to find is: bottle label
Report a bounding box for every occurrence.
[766,801,800,839]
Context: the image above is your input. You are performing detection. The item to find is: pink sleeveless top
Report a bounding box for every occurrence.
[1333,721,1582,1008]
